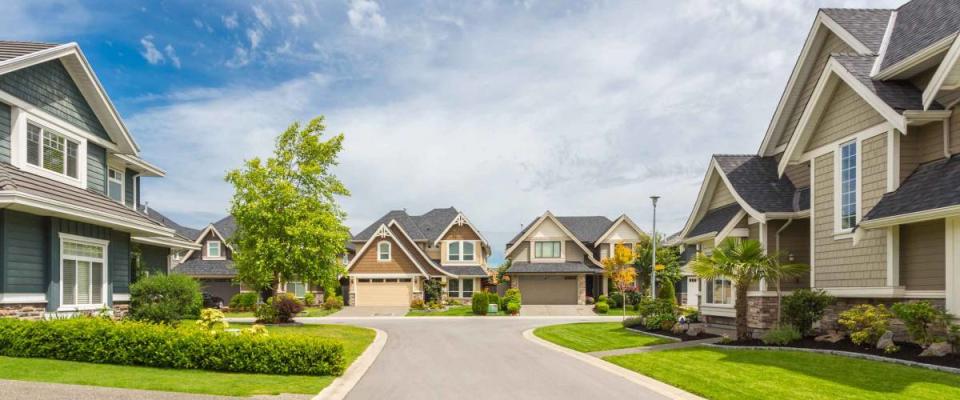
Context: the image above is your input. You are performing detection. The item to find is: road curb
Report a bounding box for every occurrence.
[314,328,388,400]
[522,328,705,400]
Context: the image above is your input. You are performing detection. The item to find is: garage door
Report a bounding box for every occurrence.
[356,279,412,306]
[521,275,578,305]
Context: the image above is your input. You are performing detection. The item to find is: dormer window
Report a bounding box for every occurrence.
[27,123,79,179]
[206,241,221,258]
[107,168,124,203]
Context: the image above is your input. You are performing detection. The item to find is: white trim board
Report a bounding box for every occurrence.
[0,191,174,236]
[593,214,647,247]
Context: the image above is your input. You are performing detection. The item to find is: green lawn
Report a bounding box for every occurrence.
[0,323,375,397]
[533,322,671,352]
[595,306,639,317]
[605,347,960,400]
[223,306,338,318]
[406,305,506,316]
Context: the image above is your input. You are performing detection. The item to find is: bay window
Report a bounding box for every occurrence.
[60,235,108,309]
[534,241,562,259]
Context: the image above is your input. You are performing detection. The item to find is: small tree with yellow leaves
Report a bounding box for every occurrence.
[603,243,637,320]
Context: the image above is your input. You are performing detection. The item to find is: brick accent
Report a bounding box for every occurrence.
[0,303,46,320]
[112,303,129,320]
[746,296,780,331]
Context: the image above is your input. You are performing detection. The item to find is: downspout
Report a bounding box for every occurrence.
[774,218,793,325]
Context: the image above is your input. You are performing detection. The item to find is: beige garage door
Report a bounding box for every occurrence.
[521,275,578,305]
[356,279,412,306]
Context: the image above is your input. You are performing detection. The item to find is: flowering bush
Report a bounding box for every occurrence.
[196,308,228,332]
[838,304,893,346]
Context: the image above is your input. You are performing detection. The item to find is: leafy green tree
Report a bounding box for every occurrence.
[634,234,681,296]
[226,116,350,301]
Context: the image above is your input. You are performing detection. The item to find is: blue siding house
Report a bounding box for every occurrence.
[0,41,199,318]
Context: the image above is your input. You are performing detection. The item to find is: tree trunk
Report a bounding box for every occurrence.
[734,281,750,341]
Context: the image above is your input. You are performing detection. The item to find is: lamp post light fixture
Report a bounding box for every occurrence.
[650,195,660,300]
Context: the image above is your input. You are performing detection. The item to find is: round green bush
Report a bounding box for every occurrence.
[229,292,258,311]
[471,292,489,315]
[597,295,609,304]
[609,293,624,308]
[129,273,202,324]
[502,288,522,312]
[595,301,610,314]
[507,301,520,315]
[657,282,677,305]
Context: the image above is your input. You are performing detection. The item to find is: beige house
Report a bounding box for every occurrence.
[674,0,960,333]
[504,212,645,305]
[345,208,491,306]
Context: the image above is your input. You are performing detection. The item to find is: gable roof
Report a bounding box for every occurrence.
[138,205,200,240]
[345,223,449,278]
[353,207,463,243]
[715,155,807,214]
[861,154,960,226]
[879,0,960,72]
[506,215,613,247]
[0,41,58,62]
[175,258,236,278]
[834,54,941,112]
[821,9,894,53]
[688,203,743,239]
[212,215,237,241]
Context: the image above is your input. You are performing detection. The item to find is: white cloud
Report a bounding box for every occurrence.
[139,35,164,65]
[225,46,250,68]
[252,5,272,28]
[289,11,308,28]
[247,29,262,49]
[347,0,386,36]
[222,12,239,29]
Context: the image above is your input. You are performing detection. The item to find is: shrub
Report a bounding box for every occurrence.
[0,317,343,376]
[781,289,834,335]
[609,293,624,308]
[597,295,609,304]
[838,304,893,346]
[410,299,425,309]
[595,301,610,314]
[622,317,644,328]
[502,288,521,312]
[273,294,305,323]
[254,303,278,323]
[657,282,677,305]
[304,292,316,306]
[129,274,202,324]
[681,307,700,323]
[422,279,442,302]
[229,292,259,311]
[645,313,675,331]
[624,288,642,307]
[487,293,500,312]
[196,308,228,331]
[506,301,520,315]
[636,298,675,319]
[471,292,489,315]
[762,325,802,345]
[585,296,595,305]
[323,295,344,310]
[891,301,949,345]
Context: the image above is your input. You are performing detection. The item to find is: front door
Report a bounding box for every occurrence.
[685,277,699,307]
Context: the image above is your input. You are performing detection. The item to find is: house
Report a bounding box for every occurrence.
[674,0,960,334]
[503,211,646,305]
[346,207,491,306]
[0,41,199,318]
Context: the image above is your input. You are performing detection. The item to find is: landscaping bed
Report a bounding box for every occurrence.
[718,337,960,369]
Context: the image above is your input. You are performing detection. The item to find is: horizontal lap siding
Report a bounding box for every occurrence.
[784,162,810,188]
[124,168,135,208]
[139,244,170,276]
[952,108,960,155]
[805,83,886,151]
[565,241,585,263]
[708,181,735,209]
[778,33,854,147]
[899,220,945,291]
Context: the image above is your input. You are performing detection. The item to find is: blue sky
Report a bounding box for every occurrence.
[3,0,904,264]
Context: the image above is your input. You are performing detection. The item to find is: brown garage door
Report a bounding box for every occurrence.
[521,275,578,305]
[356,279,412,306]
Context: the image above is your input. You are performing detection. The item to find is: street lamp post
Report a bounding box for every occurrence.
[650,196,659,300]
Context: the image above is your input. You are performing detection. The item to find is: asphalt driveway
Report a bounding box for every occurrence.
[325,317,671,400]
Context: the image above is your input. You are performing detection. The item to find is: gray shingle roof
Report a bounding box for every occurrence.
[689,204,742,238]
[138,205,200,240]
[436,265,488,277]
[0,40,58,63]
[174,258,236,277]
[353,207,460,242]
[880,0,960,71]
[834,54,943,112]
[714,155,806,213]
[0,163,165,230]
[505,215,613,247]
[212,215,236,240]
[821,9,893,53]
[863,155,960,222]
[507,261,600,274]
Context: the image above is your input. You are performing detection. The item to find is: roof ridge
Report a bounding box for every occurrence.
[820,8,894,11]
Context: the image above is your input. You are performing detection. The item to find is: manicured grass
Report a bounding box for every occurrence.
[605,347,960,400]
[223,306,338,318]
[0,323,375,397]
[595,306,639,317]
[533,322,671,352]
[406,305,506,316]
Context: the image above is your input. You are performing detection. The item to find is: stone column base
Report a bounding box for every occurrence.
[0,303,46,320]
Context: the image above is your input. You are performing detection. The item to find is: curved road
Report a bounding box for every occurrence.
[326,317,670,400]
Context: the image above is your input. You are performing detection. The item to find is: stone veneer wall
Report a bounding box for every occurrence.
[577,275,586,305]
[0,302,130,320]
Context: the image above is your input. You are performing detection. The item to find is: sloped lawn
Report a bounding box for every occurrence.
[0,324,375,397]
[534,322,672,352]
[605,347,960,400]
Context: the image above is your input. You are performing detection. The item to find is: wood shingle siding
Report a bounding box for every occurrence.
[388,225,442,275]
[351,236,420,275]
[0,102,9,163]
[708,180,735,209]
[1,210,46,293]
[86,143,107,195]
[805,83,886,151]
[778,33,855,147]
[899,219,946,290]
[442,224,480,241]
[0,60,111,141]
[784,162,810,188]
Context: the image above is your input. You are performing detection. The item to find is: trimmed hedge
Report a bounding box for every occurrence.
[0,317,344,376]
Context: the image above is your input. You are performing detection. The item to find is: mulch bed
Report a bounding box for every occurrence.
[719,337,960,369]
[628,326,720,342]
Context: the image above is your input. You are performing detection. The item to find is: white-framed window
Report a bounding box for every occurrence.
[60,234,108,310]
[447,278,475,298]
[107,168,124,203]
[837,140,859,232]
[462,279,474,298]
[378,241,391,261]
[446,240,477,263]
[704,277,733,305]
[448,278,459,297]
[534,241,562,259]
[286,281,307,298]
[206,240,221,258]
[26,122,80,180]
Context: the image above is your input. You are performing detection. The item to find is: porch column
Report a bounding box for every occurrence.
[577,275,586,305]
[946,217,960,315]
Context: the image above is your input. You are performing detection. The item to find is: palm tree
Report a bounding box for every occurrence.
[690,238,768,341]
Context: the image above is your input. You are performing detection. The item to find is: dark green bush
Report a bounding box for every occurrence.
[471,292,489,315]
[595,301,610,314]
[762,325,802,345]
[622,317,644,328]
[266,293,304,323]
[507,301,520,315]
[502,288,521,312]
[781,289,834,335]
[254,303,279,323]
[891,301,949,345]
[609,292,624,308]
[129,273,202,323]
[624,289,642,307]
[229,292,259,311]
[657,282,677,305]
[597,295,609,304]
[0,317,343,376]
